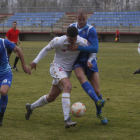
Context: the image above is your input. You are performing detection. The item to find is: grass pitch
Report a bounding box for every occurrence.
[0,41,140,140]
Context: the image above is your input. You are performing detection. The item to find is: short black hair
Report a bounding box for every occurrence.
[12,21,17,24]
[67,26,78,37]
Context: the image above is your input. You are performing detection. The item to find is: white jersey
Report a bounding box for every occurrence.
[51,35,89,71]
[33,35,89,71]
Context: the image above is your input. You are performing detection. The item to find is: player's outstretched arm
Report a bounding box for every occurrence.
[68,42,98,53]
[13,45,31,75]
[31,42,54,70]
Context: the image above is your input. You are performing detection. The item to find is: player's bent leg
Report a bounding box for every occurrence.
[47,85,62,102]
[74,67,86,84]
[89,72,108,124]
[89,72,105,107]
[0,85,10,96]
[0,85,10,126]
[25,85,62,120]
[89,72,100,96]
[75,67,100,104]
[59,78,77,128]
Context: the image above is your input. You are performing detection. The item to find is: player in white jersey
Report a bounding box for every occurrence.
[25,26,104,129]
[134,43,140,74]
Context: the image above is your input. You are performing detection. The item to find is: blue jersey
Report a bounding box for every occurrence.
[70,22,98,61]
[0,39,15,76]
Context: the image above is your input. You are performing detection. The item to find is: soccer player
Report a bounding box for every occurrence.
[116,29,120,42]
[0,38,31,126]
[25,26,105,129]
[134,43,140,74]
[5,21,20,71]
[69,9,108,124]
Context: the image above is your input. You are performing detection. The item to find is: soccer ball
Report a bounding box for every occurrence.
[71,102,86,117]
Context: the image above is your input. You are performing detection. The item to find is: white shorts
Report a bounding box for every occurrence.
[50,63,72,85]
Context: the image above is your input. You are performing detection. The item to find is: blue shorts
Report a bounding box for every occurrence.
[74,60,98,80]
[0,72,13,88]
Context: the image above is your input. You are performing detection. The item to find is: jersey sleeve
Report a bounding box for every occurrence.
[88,27,98,43]
[33,37,60,64]
[88,53,96,62]
[78,27,99,53]
[4,39,15,51]
[49,37,60,49]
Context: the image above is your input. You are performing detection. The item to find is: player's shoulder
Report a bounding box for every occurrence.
[77,35,88,45]
[86,23,97,35]
[7,28,12,32]
[86,23,96,31]
[0,38,11,46]
[16,29,19,32]
[52,35,67,45]
[4,39,11,45]
[0,38,6,43]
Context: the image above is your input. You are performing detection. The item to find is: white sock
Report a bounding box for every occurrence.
[62,93,70,121]
[31,95,48,110]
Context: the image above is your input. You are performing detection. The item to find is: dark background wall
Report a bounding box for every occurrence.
[0,32,140,43]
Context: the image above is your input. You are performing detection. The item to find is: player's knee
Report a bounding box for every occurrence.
[76,74,85,84]
[63,84,72,93]
[0,89,8,96]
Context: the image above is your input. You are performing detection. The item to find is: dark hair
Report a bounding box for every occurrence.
[77,9,87,15]
[67,26,78,37]
[12,21,17,24]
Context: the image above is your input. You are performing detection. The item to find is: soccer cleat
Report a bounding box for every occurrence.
[97,113,108,124]
[96,100,105,107]
[133,68,140,74]
[25,103,32,120]
[64,117,77,129]
[0,113,4,126]
[12,66,18,71]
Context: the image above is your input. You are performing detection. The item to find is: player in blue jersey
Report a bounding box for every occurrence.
[0,38,31,126]
[69,9,108,124]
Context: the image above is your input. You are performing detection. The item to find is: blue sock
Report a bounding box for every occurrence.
[0,95,8,113]
[81,81,99,103]
[96,94,102,116]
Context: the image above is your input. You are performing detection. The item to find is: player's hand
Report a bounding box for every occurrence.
[68,44,78,51]
[22,65,31,75]
[29,62,37,70]
[87,62,93,69]
[18,40,20,44]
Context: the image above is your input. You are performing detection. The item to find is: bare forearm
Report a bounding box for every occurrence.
[14,46,25,66]
[33,44,52,64]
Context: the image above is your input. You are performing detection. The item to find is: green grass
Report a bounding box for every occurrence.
[0,41,140,140]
